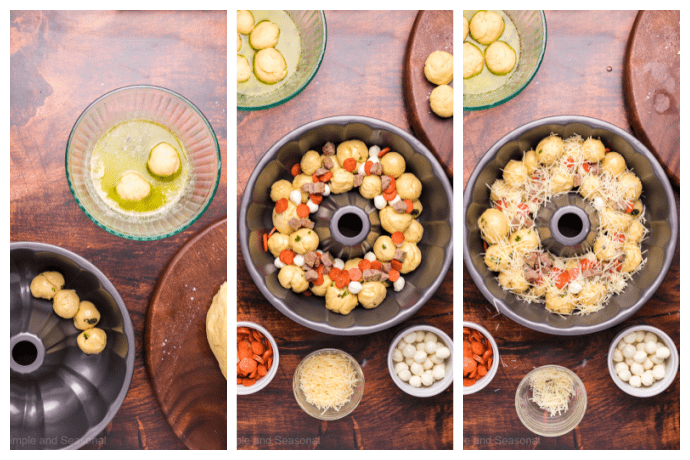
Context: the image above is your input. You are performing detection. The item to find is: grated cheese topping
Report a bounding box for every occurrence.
[299,352,359,414]
[529,367,575,417]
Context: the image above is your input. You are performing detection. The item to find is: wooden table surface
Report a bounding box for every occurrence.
[237,10,453,450]
[463,11,680,449]
[10,11,227,449]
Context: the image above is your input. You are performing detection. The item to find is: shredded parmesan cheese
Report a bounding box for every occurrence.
[529,367,575,417]
[299,352,359,414]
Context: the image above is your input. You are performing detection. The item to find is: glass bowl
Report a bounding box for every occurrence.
[237,321,280,396]
[515,365,587,437]
[293,348,364,420]
[463,10,547,111]
[238,10,327,111]
[10,242,135,450]
[66,85,221,240]
[462,321,499,395]
[388,325,453,397]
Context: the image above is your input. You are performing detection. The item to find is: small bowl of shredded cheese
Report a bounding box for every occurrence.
[515,365,587,437]
[293,348,364,420]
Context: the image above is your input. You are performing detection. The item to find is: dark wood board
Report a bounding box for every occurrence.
[624,10,680,187]
[403,10,454,178]
[145,217,227,450]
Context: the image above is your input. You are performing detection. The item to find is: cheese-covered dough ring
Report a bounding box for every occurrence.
[498,270,529,293]
[601,152,626,176]
[535,135,564,166]
[582,138,606,163]
[503,160,528,188]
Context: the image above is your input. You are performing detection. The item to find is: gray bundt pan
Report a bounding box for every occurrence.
[240,116,453,335]
[463,116,678,335]
[10,242,135,449]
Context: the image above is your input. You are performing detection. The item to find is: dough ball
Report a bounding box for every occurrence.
[484,41,516,75]
[116,171,150,201]
[374,235,396,261]
[253,48,287,84]
[270,179,293,202]
[424,50,453,85]
[357,281,387,309]
[237,10,255,35]
[535,135,564,166]
[411,200,423,218]
[463,16,469,41]
[292,173,312,203]
[621,243,642,273]
[489,179,520,202]
[469,11,505,45]
[380,152,406,178]
[396,172,423,201]
[380,205,413,234]
[578,281,607,307]
[478,208,509,244]
[344,258,363,271]
[288,228,319,254]
[498,270,529,293]
[463,42,484,79]
[249,20,279,49]
[73,301,101,330]
[267,232,290,257]
[523,150,538,174]
[329,168,355,194]
[237,54,251,83]
[403,219,424,244]
[618,172,642,201]
[237,32,242,52]
[53,289,80,319]
[278,265,309,293]
[582,137,606,163]
[626,219,646,244]
[77,327,107,354]
[551,170,574,193]
[399,241,422,274]
[593,235,622,261]
[336,139,368,166]
[600,207,633,233]
[206,282,227,379]
[148,142,180,176]
[359,175,382,199]
[429,84,453,118]
[484,244,509,272]
[30,271,65,300]
[272,199,299,235]
[601,152,626,176]
[579,174,602,200]
[509,228,540,255]
[300,150,323,175]
[325,285,359,315]
[545,290,576,314]
[503,160,528,187]
[310,273,333,296]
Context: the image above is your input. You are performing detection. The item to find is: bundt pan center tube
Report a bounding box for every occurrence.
[463,115,677,335]
[240,116,453,335]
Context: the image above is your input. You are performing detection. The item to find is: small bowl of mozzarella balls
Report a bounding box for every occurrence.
[388,325,453,397]
[608,325,679,397]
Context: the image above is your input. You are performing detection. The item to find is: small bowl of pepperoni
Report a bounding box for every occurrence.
[237,321,279,395]
[463,321,499,395]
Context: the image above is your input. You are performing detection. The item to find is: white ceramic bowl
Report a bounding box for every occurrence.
[237,321,279,395]
[463,321,500,395]
[608,324,678,397]
[388,325,453,397]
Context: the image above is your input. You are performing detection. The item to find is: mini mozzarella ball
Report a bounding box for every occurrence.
[568,281,583,295]
[410,362,424,376]
[612,349,624,362]
[421,371,435,387]
[402,344,416,359]
[630,362,644,376]
[404,331,417,344]
[650,354,664,365]
[625,357,634,366]
[629,375,642,387]
[623,331,637,343]
[393,276,405,292]
[435,346,451,360]
[347,281,362,295]
[652,364,666,380]
[293,254,305,267]
[409,375,422,387]
[364,252,376,262]
[430,353,445,364]
[397,339,406,350]
[424,341,438,355]
[289,190,302,206]
[398,369,412,382]
[369,145,380,158]
[274,258,285,269]
[416,342,426,352]
[617,339,627,350]
[415,330,426,342]
[392,348,403,362]
[306,199,319,213]
[641,371,654,386]
[333,258,345,270]
[374,195,387,209]
[593,196,606,211]
[644,341,658,354]
[636,342,646,352]
[614,362,629,374]
[655,346,671,360]
[633,350,647,364]
[618,368,632,382]
[622,344,637,359]
[405,357,415,366]
[77,327,107,354]
[643,358,654,370]
[414,350,427,364]
[394,362,409,374]
[635,330,646,342]
[389,194,402,205]
[644,332,658,343]
[432,364,446,381]
[322,184,331,196]
[423,358,434,371]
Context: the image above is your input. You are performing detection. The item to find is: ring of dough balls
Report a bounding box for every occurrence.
[463,42,484,79]
[478,133,647,315]
[30,271,65,300]
[469,11,505,45]
[73,300,101,330]
[484,41,516,75]
[53,289,80,319]
[237,55,251,83]
[237,10,255,35]
[424,50,453,86]
[249,20,280,49]
[429,85,453,118]
[253,48,287,84]
[148,142,180,177]
[267,140,426,314]
[77,327,107,354]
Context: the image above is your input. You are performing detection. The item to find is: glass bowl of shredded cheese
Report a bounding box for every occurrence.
[515,364,587,437]
[293,348,364,420]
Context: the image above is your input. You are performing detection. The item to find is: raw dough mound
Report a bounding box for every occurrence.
[206,282,228,379]
[429,84,453,118]
[424,50,453,85]
[30,271,64,300]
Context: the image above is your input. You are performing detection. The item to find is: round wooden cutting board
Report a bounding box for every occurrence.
[403,10,453,177]
[624,10,680,187]
[145,216,227,450]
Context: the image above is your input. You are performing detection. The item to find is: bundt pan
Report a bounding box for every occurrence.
[464,116,678,335]
[10,242,135,449]
[240,116,453,335]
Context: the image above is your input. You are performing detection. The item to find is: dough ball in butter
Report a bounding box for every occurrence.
[206,282,227,379]
[424,50,453,85]
[148,142,180,177]
[73,301,101,330]
[237,32,242,52]
[116,171,150,201]
[237,10,255,35]
[463,42,484,79]
[237,54,252,83]
[463,16,469,41]
[469,11,505,45]
[429,84,453,118]
[358,281,387,309]
[30,271,64,300]
[250,20,280,50]
[53,289,80,319]
[253,47,287,84]
[485,41,516,75]
[77,327,107,354]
